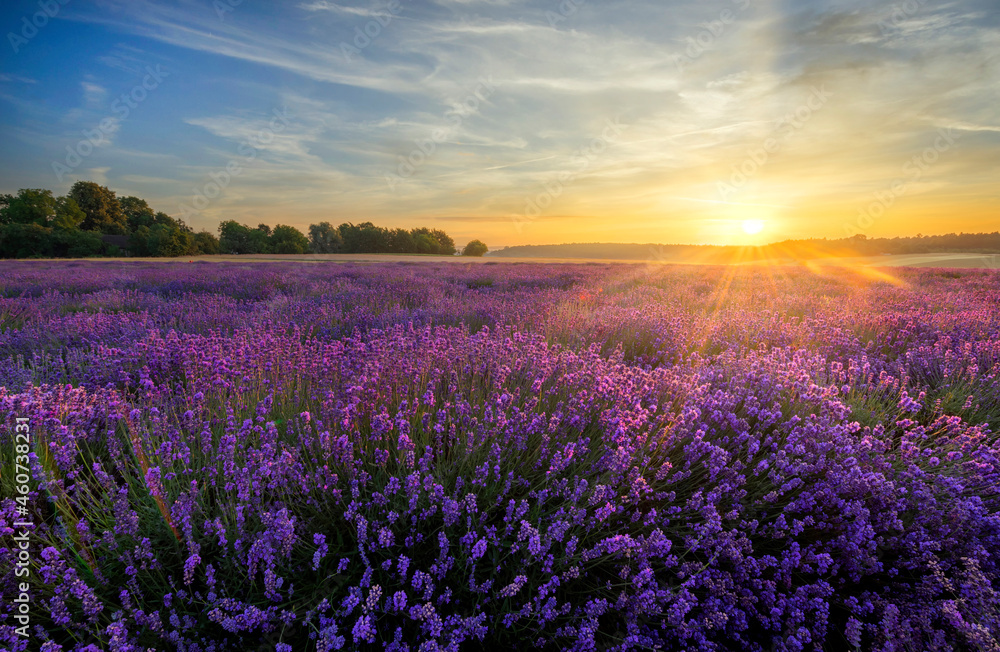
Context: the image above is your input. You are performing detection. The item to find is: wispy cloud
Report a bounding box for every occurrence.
[80,80,107,107]
[0,0,995,245]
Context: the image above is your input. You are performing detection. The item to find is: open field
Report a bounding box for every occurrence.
[786,253,1000,269]
[1,261,998,651]
[17,251,1000,268]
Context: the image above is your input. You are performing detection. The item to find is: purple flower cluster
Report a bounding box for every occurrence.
[1,261,998,651]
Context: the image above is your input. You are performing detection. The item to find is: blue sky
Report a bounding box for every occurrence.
[1,0,998,246]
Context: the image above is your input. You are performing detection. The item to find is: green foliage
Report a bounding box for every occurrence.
[338,221,385,253]
[121,196,157,231]
[130,226,152,256]
[335,222,457,255]
[0,181,459,260]
[387,227,414,253]
[218,220,257,254]
[308,221,342,253]
[0,190,86,233]
[157,211,184,229]
[270,224,309,254]
[147,223,193,257]
[411,226,456,255]
[70,181,128,234]
[53,196,86,231]
[463,239,488,257]
[0,188,56,225]
[217,221,274,254]
[249,229,271,253]
[192,231,220,255]
[128,211,199,257]
[0,222,54,257]
[412,231,435,254]
[51,229,106,257]
[431,228,456,255]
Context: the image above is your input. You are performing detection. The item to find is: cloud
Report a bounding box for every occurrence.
[1,0,993,244]
[72,166,111,185]
[0,73,37,84]
[81,81,107,107]
[299,1,395,17]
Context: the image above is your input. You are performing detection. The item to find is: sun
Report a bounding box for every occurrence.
[742,219,765,235]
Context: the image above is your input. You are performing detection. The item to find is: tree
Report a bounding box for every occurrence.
[120,196,156,231]
[51,229,105,257]
[218,221,270,254]
[330,222,457,255]
[308,222,343,253]
[339,222,388,253]
[192,231,220,255]
[270,225,310,254]
[411,230,437,254]
[156,211,179,227]
[462,239,488,257]
[430,228,456,255]
[249,228,271,253]
[130,226,152,256]
[388,228,414,254]
[70,181,127,234]
[409,227,456,255]
[218,220,255,254]
[171,215,194,233]
[53,196,86,230]
[0,189,56,225]
[0,223,53,258]
[147,223,192,257]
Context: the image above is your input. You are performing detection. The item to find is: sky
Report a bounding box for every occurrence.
[0,0,997,248]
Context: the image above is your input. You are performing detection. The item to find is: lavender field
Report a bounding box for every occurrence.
[1,261,998,652]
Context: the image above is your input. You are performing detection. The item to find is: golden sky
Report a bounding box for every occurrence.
[1,0,997,247]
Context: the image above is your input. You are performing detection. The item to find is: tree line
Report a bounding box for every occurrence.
[0,182,488,258]
[0,182,218,259]
[217,221,460,255]
[492,233,1000,261]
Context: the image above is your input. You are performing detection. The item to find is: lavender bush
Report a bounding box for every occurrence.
[1,261,998,651]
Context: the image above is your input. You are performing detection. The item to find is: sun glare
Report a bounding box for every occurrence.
[742,219,765,235]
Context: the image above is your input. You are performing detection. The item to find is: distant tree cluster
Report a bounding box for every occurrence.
[462,239,488,257]
[835,232,1000,256]
[216,220,460,256]
[1,182,478,259]
[324,222,457,256]
[216,221,311,255]
[0,182,219,259]
[492,232,1000,261]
